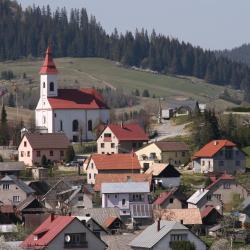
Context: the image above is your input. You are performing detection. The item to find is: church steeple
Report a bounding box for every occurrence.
[40,47,58,98]
[39,46,58,75]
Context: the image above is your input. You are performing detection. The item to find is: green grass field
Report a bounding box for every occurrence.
[0,57,242,110]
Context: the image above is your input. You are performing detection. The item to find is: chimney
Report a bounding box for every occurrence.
[51,212,55,222]
[157,218,161,232]
[213,140,218,146]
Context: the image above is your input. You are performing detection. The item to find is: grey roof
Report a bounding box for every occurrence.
[101,182,150,194]
[129,221,188,248]
[72,207,120,227]
[187,189,210,205]
[0,175,35,194]
[0,162,24,172]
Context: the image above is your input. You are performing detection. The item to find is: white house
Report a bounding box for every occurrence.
[129,220,207,250]
[35,47,109,142]
[101,182,150,216]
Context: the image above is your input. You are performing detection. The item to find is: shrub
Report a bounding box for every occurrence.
[171,240,196,250]
[65,145,75,162]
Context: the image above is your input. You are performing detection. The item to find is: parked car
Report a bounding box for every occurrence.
[65,161,79,167]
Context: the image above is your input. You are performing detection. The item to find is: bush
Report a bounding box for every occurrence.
[142,89,150,97]
[65,145,75,162]
[171,240,196,250]
[41,155,48,168]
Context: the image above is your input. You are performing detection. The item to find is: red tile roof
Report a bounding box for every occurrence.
[39,47,58,75]
[94,173,152,192]
[21,215,75,249]
[108,123,149,141]
[201,206,216,219]
[193,140,236,158]
[89,153,141,171]
[154,141,190,152]
[153,191,172,205]
[48,89,108,110]
[103,216,119,228]
[206,173,234,190]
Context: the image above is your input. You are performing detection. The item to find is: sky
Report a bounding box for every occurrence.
[17,0,250,50]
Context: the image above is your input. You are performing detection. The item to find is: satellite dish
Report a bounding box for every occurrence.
[65,235,71,243]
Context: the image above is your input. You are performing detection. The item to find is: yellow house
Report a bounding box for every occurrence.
[136,141,190,170]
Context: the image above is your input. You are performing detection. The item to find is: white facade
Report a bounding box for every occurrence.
[35,62,109,142]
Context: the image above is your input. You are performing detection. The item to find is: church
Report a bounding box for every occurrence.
[35,47,109,142]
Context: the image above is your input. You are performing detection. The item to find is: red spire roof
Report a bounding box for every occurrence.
[39,47,58,75]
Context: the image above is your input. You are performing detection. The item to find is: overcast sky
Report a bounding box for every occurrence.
[17,0,250,50]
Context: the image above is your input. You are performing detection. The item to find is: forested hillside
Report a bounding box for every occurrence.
[219,44,250,67]
[1,0,250,100]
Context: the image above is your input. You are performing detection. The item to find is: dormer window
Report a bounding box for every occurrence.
[43,82,45,88]
[49,82,54,92]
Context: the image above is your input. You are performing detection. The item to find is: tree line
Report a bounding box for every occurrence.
[1,0,250,100]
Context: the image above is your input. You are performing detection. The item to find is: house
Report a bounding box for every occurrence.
[103,216,123,234]
[94,173,152,192]
[72,207,122,232]
[145,163,181,188]
[97,123,149,154]
[0,205,21,229]
[35,47,109,142]
[153,208,202,227]
[192,139,246,173]
[26,180,51,198]
[18,132,70,167]
[101,182,150,216]
[86,154,141,185]
[0,175,35,205]
[136,141,190,169]
[201,205,222,227]
[76,216,108,237]
[129,220,207,250]
[187,189,223,214]
[206,173,248,211]
[43,180,93,210]
[0,162,24,177]
[21,215,108,250]
[153,188,187,209]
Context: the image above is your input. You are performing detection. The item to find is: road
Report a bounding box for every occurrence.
[150,120,191,142]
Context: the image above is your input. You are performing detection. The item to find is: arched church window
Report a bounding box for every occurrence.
[43,116,46,124]
[43,82,45,88]
[60,120,63,131]
[88,120,93,131]
[50,82,54,92]
[72,120,79,132]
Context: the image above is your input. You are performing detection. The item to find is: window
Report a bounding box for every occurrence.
[49,82,54,92]
[104,133,112,141]
[60,120,63,131]
[132,142,137,148]
[24,141,27,147]
[3,184,9,190]
[54,113,56,118]
[182,151,186,157]
[91,163,94,169]
[169,198,173,204]
[78,196,83,201]
[207,195,211,201]
[60,150,64,157]
[220,150,224,156]
[72,120,79,132]
[170,234,187,241]
[88,120,92,131]
[36,151,41,157]
[101,143,104,148]
[149,152,156,160]
[43,82,45,88]
[115,195,118,199]
[21,151,24,157]
[122,199,126,206]
[43,116,46,124]
[49,150,53,156]
[73,135,78,142]
[225,148,233,159]
[64,233,87,248]
[13,196,20,203]
[219,160,224,166]
[236,160,240,167]
[235,150,239,156]
[89,173,91,179]
[111,143,115,148]
[214,194,221,200]
[143,163,150,172]
[202,161,205,166]
[224,183,231,189]
[27,151,30,157]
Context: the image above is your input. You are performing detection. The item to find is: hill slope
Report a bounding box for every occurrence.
[0,58,242,111]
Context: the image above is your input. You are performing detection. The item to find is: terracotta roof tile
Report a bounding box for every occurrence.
[193,139,236,158]
[94,173,152,192]
[89,153,141,171]
[103,216,119,228]
[154,208,202,225]
[108,123,149,141]
[201,206,217,219]
[48,89,109,110]
[21,215,75,249]
[39,47,58,75]
[24,133,70,150]
[153,191,172,205]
